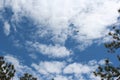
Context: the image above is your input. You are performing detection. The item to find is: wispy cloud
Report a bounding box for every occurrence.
[3,21,11,36]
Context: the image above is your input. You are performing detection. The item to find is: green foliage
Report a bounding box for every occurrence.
[0,56,16,80]
[20,73,37,80]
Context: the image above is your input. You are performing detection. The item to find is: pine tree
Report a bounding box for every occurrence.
[93,58,120,80]
[20,73,37,80]
[0,56,16,80]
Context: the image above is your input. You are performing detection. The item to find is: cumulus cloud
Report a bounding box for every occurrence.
[26,41,72,58]
[32,61,66,75]
[63,63,91,74]
[32,60,102,80]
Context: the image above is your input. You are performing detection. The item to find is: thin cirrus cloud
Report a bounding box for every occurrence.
[1,0,120,57]
[3,21,11,36]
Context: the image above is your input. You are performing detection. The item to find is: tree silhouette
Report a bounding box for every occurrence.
[104,26,120,53]
[93,57,120,80]
[94,9,120,80]
[20,73,37,80]
[0,56,16,80]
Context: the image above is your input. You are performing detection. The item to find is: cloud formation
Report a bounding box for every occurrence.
[26,41,72,58]
[32,61,66,75]
[1,0,120,57]
[32,60,101,80]
[0,1,119,79]
[4,0,119,39]
[4,55,103,80]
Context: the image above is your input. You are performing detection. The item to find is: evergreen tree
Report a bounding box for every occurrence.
[0,56,16,80]
[20,73,37,80]
[93,57,120,80]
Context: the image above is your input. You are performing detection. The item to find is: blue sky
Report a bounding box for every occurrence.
[0,0,120,80]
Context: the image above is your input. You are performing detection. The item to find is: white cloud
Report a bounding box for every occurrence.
[3,55,103,80]
[26,41,72,58]
[3,21,11,36]
[54,75,71,80]
[62,61,101,80]
[32,61,66,75]
[63,63,91,74]
[29,53,38,59]
[5,55,21,69]
[0,0,4,10]
[0,0,119,50]
[32,60,102,80]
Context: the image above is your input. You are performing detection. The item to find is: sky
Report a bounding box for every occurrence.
[0,0,120,80]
